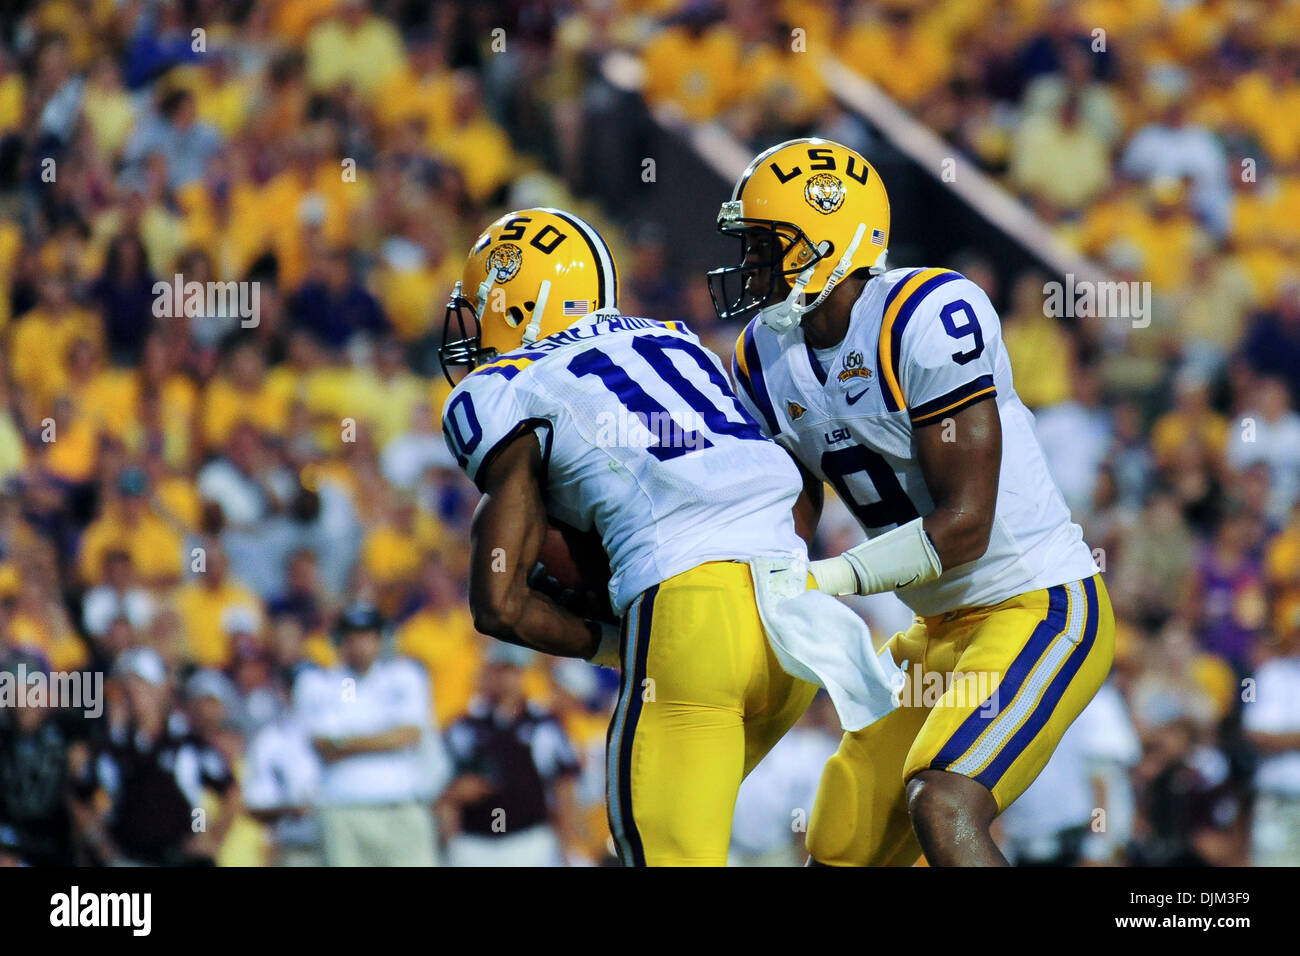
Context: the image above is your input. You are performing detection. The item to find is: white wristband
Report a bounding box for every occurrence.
[587,621,622,669]
[810,517,943,597]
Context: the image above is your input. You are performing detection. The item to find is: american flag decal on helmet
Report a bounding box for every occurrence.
[562,300,588,315]
[871,229,886,246]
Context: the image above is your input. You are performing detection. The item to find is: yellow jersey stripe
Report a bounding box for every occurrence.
[467,354,539,378]
[733,333,751,382]
[909,386,997,425]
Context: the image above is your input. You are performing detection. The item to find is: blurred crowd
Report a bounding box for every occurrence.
[0,0,1297,867]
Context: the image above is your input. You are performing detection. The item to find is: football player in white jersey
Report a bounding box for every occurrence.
[708,139,1115,866]
[438,207,898,865]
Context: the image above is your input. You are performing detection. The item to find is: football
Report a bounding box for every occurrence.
[533,519,614,623]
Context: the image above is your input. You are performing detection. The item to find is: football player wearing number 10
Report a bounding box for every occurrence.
[711,139,1115,866]
[438,207,899,866]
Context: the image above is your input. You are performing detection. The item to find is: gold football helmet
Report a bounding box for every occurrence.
[707,138,890,332]
[439,207,620,381]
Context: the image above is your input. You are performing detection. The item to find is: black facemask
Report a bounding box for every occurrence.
[438,286,498,385]
[706,219,827,323]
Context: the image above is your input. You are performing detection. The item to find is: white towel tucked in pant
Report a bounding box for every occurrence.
[747,557,902,731]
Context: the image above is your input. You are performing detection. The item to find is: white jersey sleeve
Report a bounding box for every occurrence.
[441,364,552,490]
[891,275,1001,428]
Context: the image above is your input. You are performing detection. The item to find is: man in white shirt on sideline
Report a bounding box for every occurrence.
[293,602,443,866]
[1243,626,1300,867]
[996,680,1140,865]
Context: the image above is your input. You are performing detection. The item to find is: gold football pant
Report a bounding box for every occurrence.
[807,574,1115,866]
[606,561,818,866]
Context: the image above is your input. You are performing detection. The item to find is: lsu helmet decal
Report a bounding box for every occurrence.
[439,207,620,383]
[804,172,847,215]
[486,243,523,283]
[707,138,890,333]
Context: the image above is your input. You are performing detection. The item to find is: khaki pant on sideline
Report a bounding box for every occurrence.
[1252,793,1300,867]
[445,825,562,866]
[319,802,438,867]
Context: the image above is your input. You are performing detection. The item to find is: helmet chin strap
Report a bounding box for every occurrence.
[760,222,868,334]
[521,280,551,346]
[475,275,496,316]
[482,273,616,349]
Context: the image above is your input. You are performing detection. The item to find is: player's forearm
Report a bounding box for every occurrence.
[922,504,993,569]
[469,539,613,660]
[810,516,942,595]
[475,587,602,659]
[469,433,601,657]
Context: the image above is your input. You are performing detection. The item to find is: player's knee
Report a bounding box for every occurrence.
[806,753,858,863]
[906,770,995,838]
[639,820,728,867]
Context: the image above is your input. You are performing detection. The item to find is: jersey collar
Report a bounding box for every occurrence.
[803,337,830,386]
[780,326,836,420]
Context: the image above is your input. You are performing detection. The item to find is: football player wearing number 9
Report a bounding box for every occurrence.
[710,139,1115,866]
[438,207,901,866]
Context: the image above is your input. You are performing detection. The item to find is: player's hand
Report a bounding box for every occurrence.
[527,562,580,607]
[528,562,617,625]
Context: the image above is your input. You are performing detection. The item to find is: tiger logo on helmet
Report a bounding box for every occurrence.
[804,173,846,215]
[707,138,890,333]
[486,243,523,283]
[439,208,620,383]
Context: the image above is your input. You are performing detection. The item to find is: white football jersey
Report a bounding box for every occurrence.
[443,314,806,615]
[732,267,1098,617]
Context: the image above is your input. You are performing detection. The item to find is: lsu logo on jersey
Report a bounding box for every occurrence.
[487,243,523,283]
[804,173,846,215]
[837,349,873,382]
